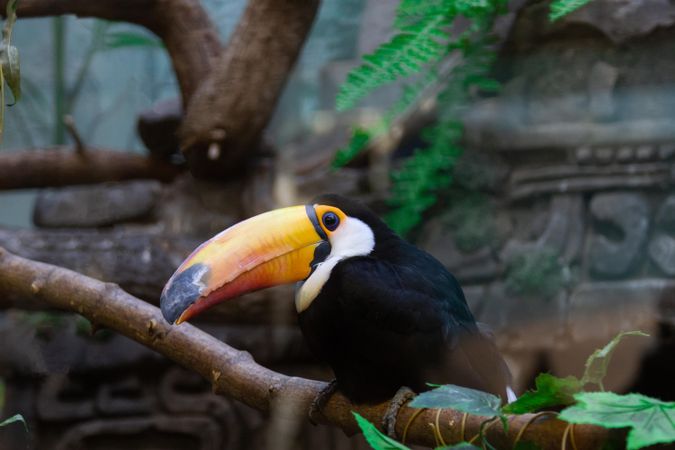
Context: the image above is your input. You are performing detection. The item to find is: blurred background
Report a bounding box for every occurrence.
[0,0,674,448]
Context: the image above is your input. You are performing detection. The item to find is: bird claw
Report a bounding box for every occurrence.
[309,379,338,425]
[382,386,416,439]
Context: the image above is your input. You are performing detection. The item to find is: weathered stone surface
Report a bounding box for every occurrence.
[558,0,675,44]
[588,61,618,120]
[567,279,667,340]
[157,173,240,236]
[0,227,198,301]
[649,195,675,275]
[417,218,500,282]
[501,195,584,265]
[33,181,162,228]
[589,192,649,278]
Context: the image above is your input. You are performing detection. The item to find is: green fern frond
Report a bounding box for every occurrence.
[333,0,508,235]
[333,127,375,168]
[385,39,498,235]
[396,0,452,27]
[550,0,592,21]
[336,13,452,111]
[334,71,438,168]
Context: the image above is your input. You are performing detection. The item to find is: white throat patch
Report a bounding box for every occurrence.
[295,216,374,313]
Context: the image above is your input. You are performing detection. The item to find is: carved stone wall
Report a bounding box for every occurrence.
[420,0,675,395]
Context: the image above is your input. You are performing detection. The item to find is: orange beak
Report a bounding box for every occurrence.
[160,205,328,324]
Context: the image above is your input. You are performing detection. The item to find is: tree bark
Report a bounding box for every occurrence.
[0,247,616,449]
[5,0,222,104]
[0,147,180,189]
[179,0,320,177]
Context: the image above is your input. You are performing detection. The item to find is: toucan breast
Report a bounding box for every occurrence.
[295,216,374,312]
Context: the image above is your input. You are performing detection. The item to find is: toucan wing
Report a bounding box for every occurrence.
[330,257,512,400]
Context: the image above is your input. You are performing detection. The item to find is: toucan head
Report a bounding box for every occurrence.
[160,194,395,325]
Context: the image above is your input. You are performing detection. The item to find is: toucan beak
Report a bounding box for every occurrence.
[160,205,327,324]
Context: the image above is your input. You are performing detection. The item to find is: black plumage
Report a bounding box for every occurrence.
[298,195,511,403]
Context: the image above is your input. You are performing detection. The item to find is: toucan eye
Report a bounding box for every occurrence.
[322,212,340,231]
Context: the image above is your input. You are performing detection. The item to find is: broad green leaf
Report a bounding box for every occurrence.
[409,384,501,417]
[560,392,675,450]
[352,412,410,450]
[0,414,27,432]
[549,0,592,21]
[103,31,163,49]
[503,373,583,414]
[581,331,649,390]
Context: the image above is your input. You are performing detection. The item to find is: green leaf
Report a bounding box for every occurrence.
[0,414,27,432]
[336,12,452,111]
[103,31,163,49]
[503,373,583,414]
[549,0,592,21]
[353,412,410,450]
[560,392,675,450]
[333,127,373,168]
[581,331,649,390]
[410,384,502,417]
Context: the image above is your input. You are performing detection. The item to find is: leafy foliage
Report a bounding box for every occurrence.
[580,331,649,390]
[352,412,410,450]
[102,30,163,50]
[335,11,451,112]
[354,331,667,450]
[353,411,482,450]
[335,0,506,235]
[505,247,564,298]
[0,414,27,431]
[560,392,675,450]
[334,0,603,235]
[410,384,501,417]
[549,0,593,21]
[504,331,649,414]
[0,0,21,142]
[503,374,582,414]
[438,444,481,450]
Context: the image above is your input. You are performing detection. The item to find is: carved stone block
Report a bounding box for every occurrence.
[589,192,649,278]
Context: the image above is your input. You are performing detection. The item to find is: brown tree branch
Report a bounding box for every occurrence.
[0,247,615,449]
[4,0,222,104]
[179,0,320,177]
[0,147,180,189]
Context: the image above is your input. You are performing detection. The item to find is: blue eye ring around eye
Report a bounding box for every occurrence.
[322,212,340,231]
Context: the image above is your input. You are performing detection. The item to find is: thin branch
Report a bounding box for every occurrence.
[0,247,615,449]
[0,147,180,189]
[62,114,86,153]
[2,0,222,103]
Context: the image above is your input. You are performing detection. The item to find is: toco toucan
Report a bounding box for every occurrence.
[160,194,514,420]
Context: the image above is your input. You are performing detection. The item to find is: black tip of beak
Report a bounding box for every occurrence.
[160,263,210,324]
